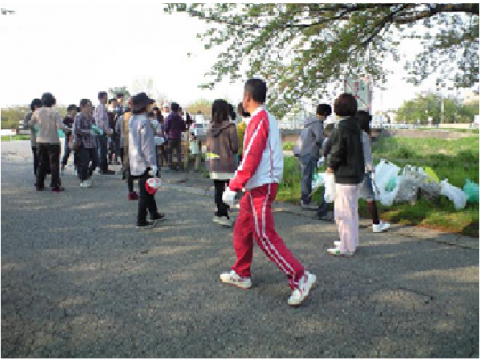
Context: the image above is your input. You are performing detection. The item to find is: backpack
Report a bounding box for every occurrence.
[293,127,314,157]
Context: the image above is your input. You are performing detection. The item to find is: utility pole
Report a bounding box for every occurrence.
[441,95,445,124]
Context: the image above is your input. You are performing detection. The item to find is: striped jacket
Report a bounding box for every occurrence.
[229,106,283,191]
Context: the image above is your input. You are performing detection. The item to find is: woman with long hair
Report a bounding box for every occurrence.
[206,99,239,227]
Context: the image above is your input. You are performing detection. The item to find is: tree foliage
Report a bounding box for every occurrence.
[186,99,212,116]
[108,86,131,100]
[131,78,168,106]
[1,105,68,130]
[396,92,479,124]
[165,3,478,117]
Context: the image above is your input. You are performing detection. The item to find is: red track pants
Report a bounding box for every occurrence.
[232,183,305,289]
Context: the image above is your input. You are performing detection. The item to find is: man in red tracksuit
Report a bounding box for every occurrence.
[220,78,316,306]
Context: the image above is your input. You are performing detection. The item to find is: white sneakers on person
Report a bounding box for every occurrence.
[372,222,391,233]
[326,248,355,257]
[220,270,252,289]
[334,240,341,248]
[84,180,91,188]
[80,181,86,188]
[213,216,221,224]
[288,271,317,306]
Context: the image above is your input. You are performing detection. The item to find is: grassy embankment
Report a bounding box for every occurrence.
[279,136,479,237]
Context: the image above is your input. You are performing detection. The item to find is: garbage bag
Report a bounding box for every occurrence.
[423,167,440,184]
[375,159,401,206]
[395,166,424,202]
[419,181,441,202]
[385,176,397,192]
[440,179,468,210]
[375,159,400,192]
[463,179,479,203]
[324,173,335,203]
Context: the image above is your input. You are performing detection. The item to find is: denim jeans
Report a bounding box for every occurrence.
[61,136,71,167]
[97,135,108,172]
[299,153,315,204]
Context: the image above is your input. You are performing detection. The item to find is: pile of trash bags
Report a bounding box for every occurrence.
[312,159,479,210]
[371,159,479,210]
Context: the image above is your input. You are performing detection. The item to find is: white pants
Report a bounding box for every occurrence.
[334,183,360,252]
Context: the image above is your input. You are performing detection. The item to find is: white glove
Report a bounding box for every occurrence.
[222,187,237,206]
[370,172,375,181]
[317,156,325,168]
[149,165,158,177]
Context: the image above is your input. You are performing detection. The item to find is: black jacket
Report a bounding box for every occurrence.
[328,116,364,184]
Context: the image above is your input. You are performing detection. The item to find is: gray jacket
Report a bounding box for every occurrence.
[361,131,374,173]
[23,112,36,147]
[128,114,156,176]
[301,115,324,159]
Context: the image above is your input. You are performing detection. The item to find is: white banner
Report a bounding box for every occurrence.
[344,78,372,112]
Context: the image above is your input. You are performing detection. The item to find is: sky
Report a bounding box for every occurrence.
[0,0,474,114]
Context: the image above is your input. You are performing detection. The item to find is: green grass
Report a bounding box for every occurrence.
[278,137,480,237]
[1,135,31,141]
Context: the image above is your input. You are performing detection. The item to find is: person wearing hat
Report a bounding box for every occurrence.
[129,92,165,228]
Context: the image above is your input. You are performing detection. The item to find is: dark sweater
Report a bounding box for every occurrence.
[327,116,364,184]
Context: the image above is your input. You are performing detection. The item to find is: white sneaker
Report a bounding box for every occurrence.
[84,180,91,188]
[288,271,317,306]
[372,222,390,233]
[220,270,252,289]
[217,216,233,227]
[213,216,222,224]
[80,181,86,188]
[334,240,341,248]
[326,248,355,257]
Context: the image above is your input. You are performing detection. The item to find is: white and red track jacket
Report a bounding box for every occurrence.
[229,106,283,192]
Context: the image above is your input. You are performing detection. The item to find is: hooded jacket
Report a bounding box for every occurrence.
[327,116,364,184]
[301,115,324,159]
[206,120,239,180]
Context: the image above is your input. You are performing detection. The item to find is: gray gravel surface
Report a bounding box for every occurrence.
[2,141,479,357]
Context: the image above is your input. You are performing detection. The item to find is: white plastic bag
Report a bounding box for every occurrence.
[440,179,467,210]
[154,136,165,146]
[324,173,336,203]
[375,159,401,206]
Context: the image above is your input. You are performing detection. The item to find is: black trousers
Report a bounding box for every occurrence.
[37,143,60,189]
[214,180,229,218]
[168,138,182,169]
[32,146,39,175]
[79,146,97,181]
[132,170,158,224]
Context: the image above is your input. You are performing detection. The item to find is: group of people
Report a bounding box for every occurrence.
[23,77,390,306]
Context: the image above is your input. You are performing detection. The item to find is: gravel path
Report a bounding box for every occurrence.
[2,141,479,357]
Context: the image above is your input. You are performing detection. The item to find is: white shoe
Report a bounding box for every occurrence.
[217,216,233,227]
[220,270,252,289]
[372,222,390,233]
[84,180,91,188]
[80,181,86,188]
[288,271,317,306]
[213,216,222,224]
[334,240,341,248]
[326,248,355,257]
